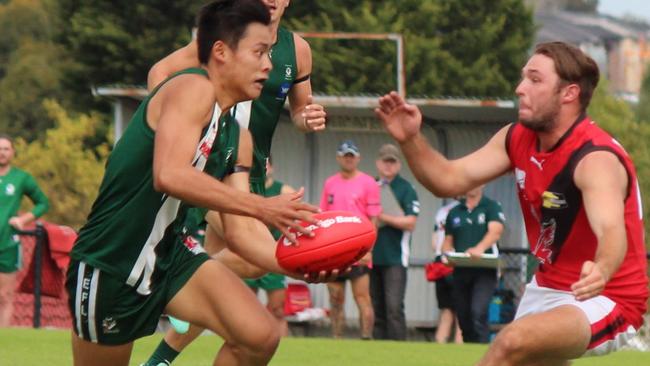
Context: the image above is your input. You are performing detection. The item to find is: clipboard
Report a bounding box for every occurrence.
[443,252,500,269]
[379,182,404,227]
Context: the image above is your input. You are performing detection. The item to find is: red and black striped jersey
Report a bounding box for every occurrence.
[506,115,648,327]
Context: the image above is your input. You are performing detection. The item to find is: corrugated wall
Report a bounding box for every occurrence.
[271,115,526,326]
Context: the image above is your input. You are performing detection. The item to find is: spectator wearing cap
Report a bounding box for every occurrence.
[370,144,420,340]
[320,140,381,339]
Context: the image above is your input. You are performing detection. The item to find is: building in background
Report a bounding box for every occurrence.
[528,0,650,103]
[94,88,522,329]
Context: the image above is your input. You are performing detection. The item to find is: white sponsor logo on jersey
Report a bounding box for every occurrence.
[281,215,363,246]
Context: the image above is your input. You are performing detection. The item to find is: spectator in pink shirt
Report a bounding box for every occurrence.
[320,140,380,339]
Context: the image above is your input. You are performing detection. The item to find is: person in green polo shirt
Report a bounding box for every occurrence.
[0,134,49,327]
[442,185,504,344]
[370,144,419,340]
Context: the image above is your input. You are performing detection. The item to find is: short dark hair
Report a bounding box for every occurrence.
[534,42,600,111]
[196,0,271,65]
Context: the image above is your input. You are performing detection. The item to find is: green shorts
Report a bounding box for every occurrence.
[66,241,209,345]
[245,272,286,291]
[0,243,21,273]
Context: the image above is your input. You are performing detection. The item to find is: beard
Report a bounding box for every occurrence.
[520,93,561,132]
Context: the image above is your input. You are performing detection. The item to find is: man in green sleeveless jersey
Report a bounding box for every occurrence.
[66,2,319,366]
[143,1,327,364]
[0,135,49,327]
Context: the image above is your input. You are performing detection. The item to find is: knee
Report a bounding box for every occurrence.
[488,326,528,363]
[234,318,281,358]
[254,326,281,357]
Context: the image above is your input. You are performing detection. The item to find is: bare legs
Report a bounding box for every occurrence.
[327,273,374,339]
[0,272,16,327]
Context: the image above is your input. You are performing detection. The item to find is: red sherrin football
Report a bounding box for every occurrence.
[275,210,377,273]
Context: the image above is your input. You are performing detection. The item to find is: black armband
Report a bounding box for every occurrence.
[232,165,251,174]
[293,74,310,84]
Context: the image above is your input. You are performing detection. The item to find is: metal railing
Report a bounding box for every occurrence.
[16,223,47,328]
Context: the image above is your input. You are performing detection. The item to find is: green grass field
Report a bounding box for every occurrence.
[1,328,649,365]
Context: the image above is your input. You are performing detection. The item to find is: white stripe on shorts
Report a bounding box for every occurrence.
[74,262,85,337]
[88,267,100,343]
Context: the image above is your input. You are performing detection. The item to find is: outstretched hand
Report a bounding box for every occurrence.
[260,187,319,244]
[375,91,423,143]
[571,260,608,301]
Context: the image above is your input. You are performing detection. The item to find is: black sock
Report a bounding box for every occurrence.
[143,339,180,366]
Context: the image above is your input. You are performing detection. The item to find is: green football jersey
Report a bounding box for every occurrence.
[176,117,240,247]
[72,68,235,295]
[0,167,49,250]
[232,27,297,188]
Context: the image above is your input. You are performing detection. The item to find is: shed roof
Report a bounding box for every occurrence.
[93,85,517,124]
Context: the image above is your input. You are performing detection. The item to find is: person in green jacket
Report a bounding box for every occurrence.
[0,134,49,327]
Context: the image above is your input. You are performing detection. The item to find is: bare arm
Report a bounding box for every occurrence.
[215,129,288,276]
[441,235,455,266]
[466,221,504,259]
[151,75,265,217]
[288,34,326,132]
[8,212,35,231]
[571,151,628,301]
[431,232,438,253]
[217,187,289,278]
[203,221,268,279]
[441,235,454,254]
[150,75,317,236]
[378,213,417,231]
[147,41,199,91]
[280,184,296,194]
[375,92,512,197]
[212,131,336,281]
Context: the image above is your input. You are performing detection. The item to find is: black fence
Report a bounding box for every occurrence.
[15,223,47,328]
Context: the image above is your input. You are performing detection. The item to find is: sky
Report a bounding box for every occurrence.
[599,0,650,23]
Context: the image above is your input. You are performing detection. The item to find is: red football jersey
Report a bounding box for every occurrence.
[506,115,648,327]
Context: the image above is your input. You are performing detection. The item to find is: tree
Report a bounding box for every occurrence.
[55,1,533,99]
[13,100,111,229]
[0,40,76,141]
[56,0,202,110]
[637,63,650,123]
[0,0,80,140]
[284,0,534,97]
[0,0,54,78]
